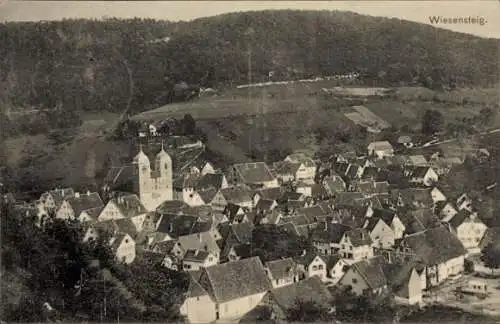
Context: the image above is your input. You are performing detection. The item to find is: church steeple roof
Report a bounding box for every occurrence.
[133,144,150,165]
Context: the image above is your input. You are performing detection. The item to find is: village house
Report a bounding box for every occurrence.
[404,166,439,187]
[218,222,254,262]
[220,185,254,209]
[97,194,148,231]
[383,262,423,305]
[325,255,353,284]
[266,276,333,321]
[370,208,406,240]
[339,228,374,261]
[109,232,136,264]
[228,162,279,189]
[295,251,328,281]
[367,141,394,159]
[61,191,104,222]
[338,257,388,296]
[182,249,219,271]
[38,188,75,215]
[435,201,458,222]
[395,226,467,288]
[363,217,395,249]
[456,193,473,212]
[311,222,352,256]
[179,257,271,323]
[448,211,488,252]
[322,174,347,196]
[283,153,317,182]
[264,258,300,288]
[174,231,221,261]
[189,160,216,176]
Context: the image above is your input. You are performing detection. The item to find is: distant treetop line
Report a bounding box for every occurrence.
[0,10,498,115]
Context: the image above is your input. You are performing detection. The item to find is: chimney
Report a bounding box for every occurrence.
[86,190,91,195]
[75,192,80,198]
[169,222,173,233]
[301,249,307,257]
[194,249,199,256]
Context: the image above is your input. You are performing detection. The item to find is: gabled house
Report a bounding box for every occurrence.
[404,166,439,187]
[38,188,75,215]
[264,258,300,288]
[322,175,347,196]
[182,249,219,271]
[284,153,317,182]
[339,228,374,261]
[221,185,254,209]
[229,162,279,189]
[294,252,327,281]
[253,187,284,206]
[363,217,395,249]
[325,255,353,284]
[383,262,423,305]
[311,222,351,256]
[395,226,467,288]
[176,231,221,261]
[109,232,136,264]
[218,222,254,262]
[367,141,394,159]
[456,193,473,212]
[189,160,216,176]
[67,192,104,222]
[338,257,388,296]
[435,201,458,222]
[226,243,252,262]
[180,257,272,323]
[371,208,406,240]
[448,211,488,251]
[97,194,148,230]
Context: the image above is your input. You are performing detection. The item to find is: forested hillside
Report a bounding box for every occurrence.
[0,201,189,322]
[1,10,498,117]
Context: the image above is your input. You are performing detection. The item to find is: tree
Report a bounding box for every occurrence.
[251,225,310,262]
[480,243,500,271]
[421,109,444,135]
[286,299,330,322]
[182,113,196,135]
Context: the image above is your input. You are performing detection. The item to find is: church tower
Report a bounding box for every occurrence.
[133,144,173,212]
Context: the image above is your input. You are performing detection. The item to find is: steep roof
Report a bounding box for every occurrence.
[231,222,254,244]
[257,187,284,201]
[184,249,212,262]
[199,256,271,303]
[372,208,397,224]
[349,257,387,290]
[197,187,219,204]
[112,194,148,218]
[114,218,139,239]
[312,223,351,244]
[345,228,373,247]
[332,192,364,205]
[196,173,226,191]
[67,192,104,217]
[270,276,332,311]
[399,226,467,265]
[232,162,276,184]
[156,214,200,237]
[323,177,346,195]
[479,227,500,250]
[256,199,276,212]
[221,185,253,205]
[265,258,298,280]
[178,231,221,254]
[186,272,209,298]
[273,161,302,175]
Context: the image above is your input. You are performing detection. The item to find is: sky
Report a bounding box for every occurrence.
[1,1,500,39]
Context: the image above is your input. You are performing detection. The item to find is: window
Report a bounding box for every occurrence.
[349,246,353,251]
[312,265,318,271]
[352,278,358,284]
[341,244,345,249]
[318,265,324,270]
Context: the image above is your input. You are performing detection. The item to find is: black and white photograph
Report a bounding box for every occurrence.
[1,1,500,323]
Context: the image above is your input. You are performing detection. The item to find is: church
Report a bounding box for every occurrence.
[132,145,173,211]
